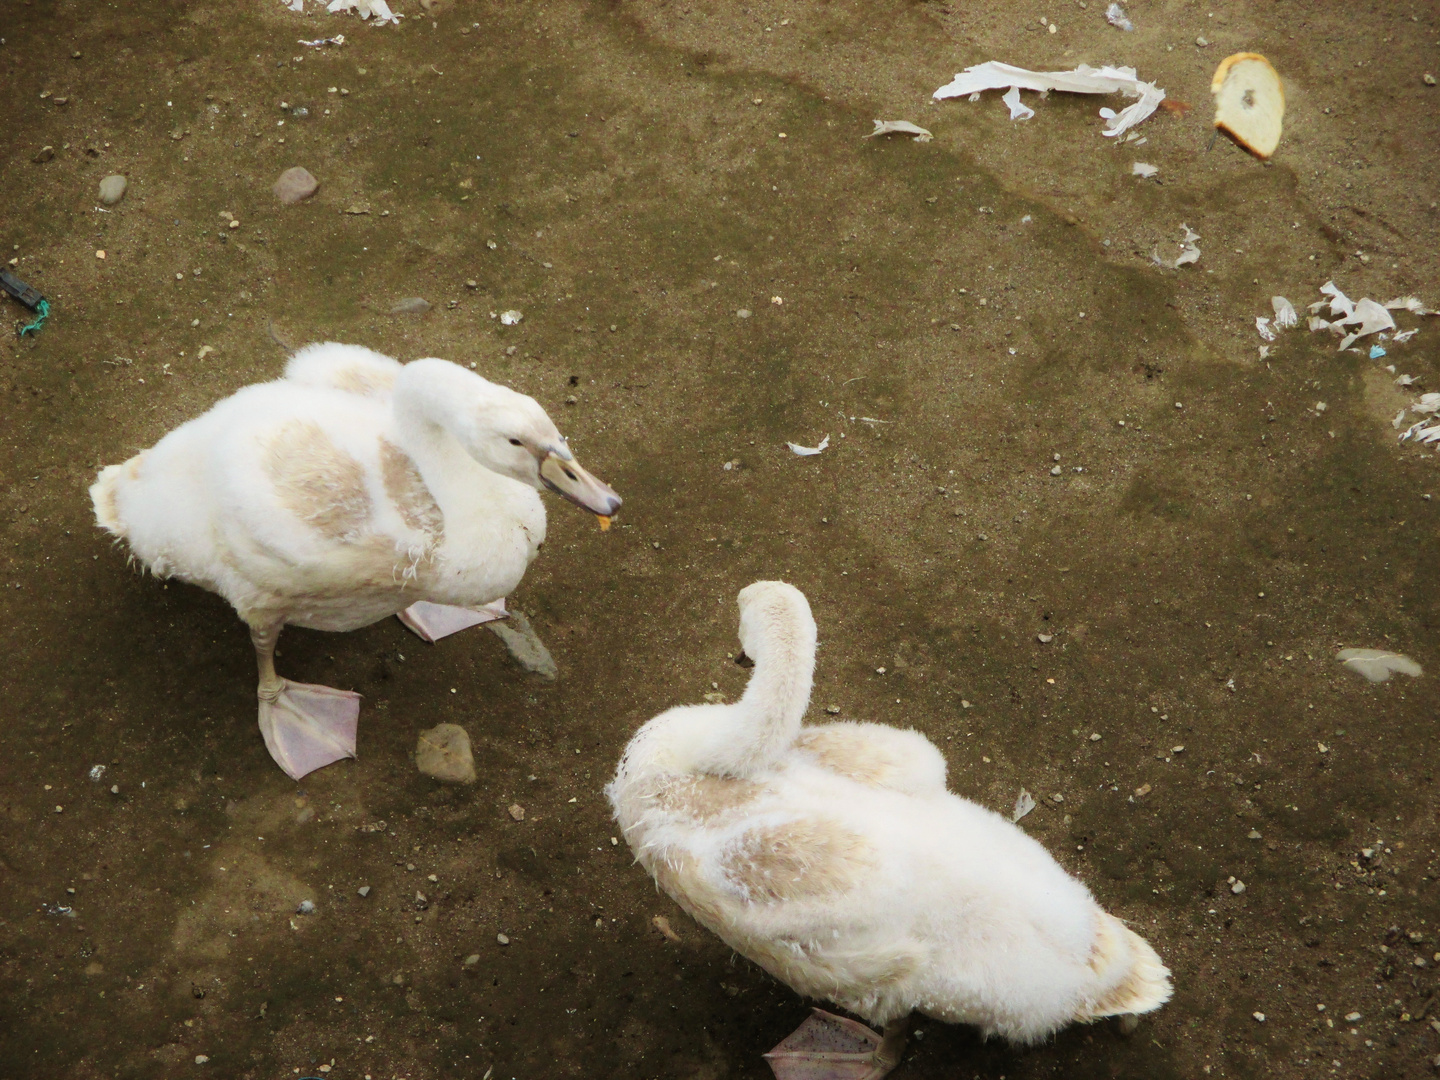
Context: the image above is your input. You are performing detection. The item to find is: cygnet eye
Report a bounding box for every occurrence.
[563,467,577,481]
[508,438,522,447]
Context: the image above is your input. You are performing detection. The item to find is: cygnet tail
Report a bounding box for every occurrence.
[1075,913,1173,1021]
[90,460,134,538]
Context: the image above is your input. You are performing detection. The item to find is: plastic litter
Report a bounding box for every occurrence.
[1001,86,1035,121]
[933,62,1166,138]
[1271,296,1297,329]
[499,309,523,326]
[1012,789,1037,823]
[864,120,933,142]
[1370,345,1387,359]
[326,0,401,24]
[299,34,346,47]
[1384,296,1439,316]
[1105,3,1135,31]
[1131,162,1158,178]
[1255,317,1276,342]
[1151,224,1200,269]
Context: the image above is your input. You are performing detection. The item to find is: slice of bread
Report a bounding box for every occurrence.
[1211,53,1284,159]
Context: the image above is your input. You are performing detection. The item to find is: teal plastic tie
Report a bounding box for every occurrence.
[19,298,49,337]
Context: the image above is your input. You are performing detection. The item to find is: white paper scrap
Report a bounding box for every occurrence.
[1337,298,1395,350]
[1393,328,1419,343]
[299,34,346,46]
[1131,161,1158,178]
[787,435,830,457]
[1152,224,1200,269]
[1413,393,1440,415]
[1002,86,1035,121]
[1393,409,1407,429]
[499,309,523,326]
[1384,296,1438,316]
[327,0,400,24]
[1271,296,1297,329]
[1336,648,1422,683]
[864,120,933,142]
[933,62,1166,138]
[1256,317,1276,342]
[1105,3,1135,31]
[1310,280,1355,320]
[285,0,304,10]
[1012,789,1037,823]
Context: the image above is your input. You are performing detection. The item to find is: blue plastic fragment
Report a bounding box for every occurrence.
[1370,345,1387,359]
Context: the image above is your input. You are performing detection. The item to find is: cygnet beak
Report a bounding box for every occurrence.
[539,451,622,520]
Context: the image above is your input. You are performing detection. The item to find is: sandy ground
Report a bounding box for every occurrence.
[2,1,1440,1077]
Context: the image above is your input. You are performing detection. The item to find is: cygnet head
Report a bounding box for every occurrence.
[422,361,622,518]
[736,580,815,663]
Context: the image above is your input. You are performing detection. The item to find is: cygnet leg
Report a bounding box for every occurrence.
[763,1010,910,1080]
[252,619,360,781]
[397,598,509,643]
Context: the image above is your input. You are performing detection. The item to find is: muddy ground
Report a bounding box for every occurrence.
[2,0,1440,1077]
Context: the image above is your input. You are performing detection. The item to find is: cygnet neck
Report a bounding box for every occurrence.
[705,602,816,777]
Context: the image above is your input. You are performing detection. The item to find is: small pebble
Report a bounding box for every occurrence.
[465,279,478,289]
[98,174,128,205]
[508,803,526,821]
[272,166,319,204]
[1196,36,1209,46]
[195,1055,210,1065]
[33,146,54,163]
[390,297,431,315]
[1231,880,1246,894]
[1252,1012,1265,1022]
[296,899,316,914]
[499,309,523,325]
[464,954,480,966]
[1425,74,1437,86]
[415,722,475,782]
[1345,1012,1362,1022]
[1037,633,1054,643]
[357,885,371,897]
[496,933,510,945]
[1089,732,1102,741]
[736,308,752,319]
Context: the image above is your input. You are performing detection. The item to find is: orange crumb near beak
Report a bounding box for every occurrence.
[596,515,612,532]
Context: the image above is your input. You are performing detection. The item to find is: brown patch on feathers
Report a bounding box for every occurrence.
[264,421,372,540]
[1076,914,1172,1019]
[721,818,874,903]
[329,363,396,398]
[795,727,897,787]
[379,439,443,538]
[653,774,763,823]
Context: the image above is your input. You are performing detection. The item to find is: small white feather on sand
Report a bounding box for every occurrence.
[864,120,933,142]
[787,436,830,457]
[1336,648,1422,683]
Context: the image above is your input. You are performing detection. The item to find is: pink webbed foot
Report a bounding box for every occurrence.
[397,599,508,643]
[763,1010,908,1080]
[257,679,361,781]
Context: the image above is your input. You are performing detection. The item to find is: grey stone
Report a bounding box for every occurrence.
[389,297,431,314]
[272,166,318,204]
[415,723,476,784]
[487,609,558,679]
[99,175,127,205]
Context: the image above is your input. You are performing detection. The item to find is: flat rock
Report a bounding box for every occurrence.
[415,723,476,784]
[99,175,127,205]
[487,609,558,679]
[390,297,431,314]
[273,166,318,205]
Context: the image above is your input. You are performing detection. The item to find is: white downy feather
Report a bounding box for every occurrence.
[1336,648,1423,683]
[865,120,933,142]
[787,436,830,457]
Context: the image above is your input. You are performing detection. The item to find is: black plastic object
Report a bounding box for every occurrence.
[0,269,44,312]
